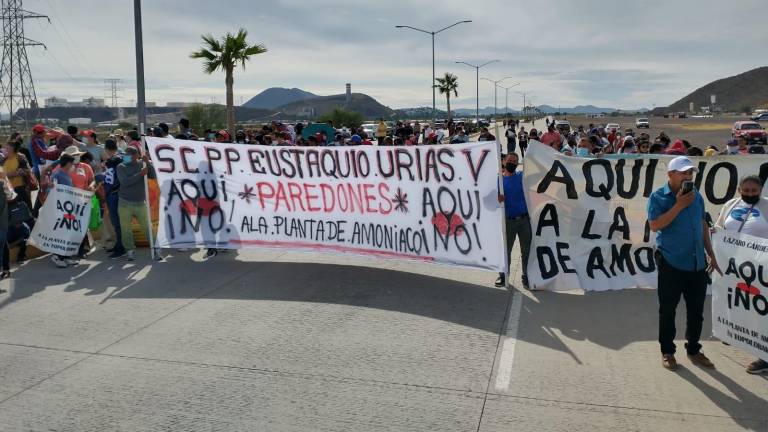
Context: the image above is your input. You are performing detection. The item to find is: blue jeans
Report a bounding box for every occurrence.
[106,192,124,251]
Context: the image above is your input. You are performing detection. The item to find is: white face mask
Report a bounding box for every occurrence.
[73,156,81,164]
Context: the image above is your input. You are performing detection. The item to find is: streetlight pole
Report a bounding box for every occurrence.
[481,77,517,124]
[133,0,146,133]
[455,60,499,128]
[396,20,472,126]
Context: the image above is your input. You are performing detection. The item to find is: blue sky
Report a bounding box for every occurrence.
[25,0,768,110]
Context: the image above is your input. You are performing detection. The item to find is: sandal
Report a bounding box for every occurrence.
[0,271,10,280]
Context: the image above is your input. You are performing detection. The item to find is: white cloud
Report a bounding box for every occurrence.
[22,0,768,110]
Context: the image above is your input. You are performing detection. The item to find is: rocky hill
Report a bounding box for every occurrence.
[242,87,317,109]
[665,66,768,113]
[275,93,395,118]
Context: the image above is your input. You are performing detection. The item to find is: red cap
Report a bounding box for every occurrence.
[665,139,687,155]
[32,124,46,134]
[80,129,95,137]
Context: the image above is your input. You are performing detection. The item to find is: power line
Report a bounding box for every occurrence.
[0,0,50,126]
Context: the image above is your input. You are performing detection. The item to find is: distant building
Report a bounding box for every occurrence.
[166,102,193,108]
[145,102,157,108]
[45,96,69,108]
[45,96,106,108]
[345,83,351,106]
[68,117,92,125]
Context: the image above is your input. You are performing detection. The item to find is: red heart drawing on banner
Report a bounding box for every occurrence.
[180,198,220,216]
[431,213,465,236]
[736,282,761,296]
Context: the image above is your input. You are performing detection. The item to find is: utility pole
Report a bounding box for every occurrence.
[395,20,471,126]
[481,77,517,123]
[133,0,146,132]
[105,78,123,107]
[455,60,498,128]
[0,0,49,128]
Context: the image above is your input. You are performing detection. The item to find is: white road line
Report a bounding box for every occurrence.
[494,288,524,391]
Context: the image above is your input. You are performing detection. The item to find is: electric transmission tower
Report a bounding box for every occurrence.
[0,0,48,127]
[105,78,123,107]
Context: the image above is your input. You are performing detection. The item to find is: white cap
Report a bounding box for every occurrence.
[667,156,699,173]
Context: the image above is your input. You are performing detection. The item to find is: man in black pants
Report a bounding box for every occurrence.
[647,156,721,371]
[496,153,531,289]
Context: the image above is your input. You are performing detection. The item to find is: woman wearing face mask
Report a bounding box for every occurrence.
[576,137,593,158]
[714,175,768,375]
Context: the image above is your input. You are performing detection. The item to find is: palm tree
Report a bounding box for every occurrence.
[190,29,267,136]
[434,73,459,122]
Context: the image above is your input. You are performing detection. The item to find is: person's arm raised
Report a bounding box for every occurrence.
[649,189,695,232]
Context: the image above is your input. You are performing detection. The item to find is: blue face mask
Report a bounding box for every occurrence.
[123,155,133,164]
[576,147,590,157]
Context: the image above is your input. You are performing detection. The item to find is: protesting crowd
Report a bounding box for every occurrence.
[1,114,766,377]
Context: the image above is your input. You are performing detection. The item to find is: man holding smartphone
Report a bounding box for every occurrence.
[648,156,721,371]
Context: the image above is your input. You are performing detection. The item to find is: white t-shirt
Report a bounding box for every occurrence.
[723,199,768,238]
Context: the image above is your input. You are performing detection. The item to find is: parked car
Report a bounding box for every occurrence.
[732,121,768,145]
[751,112,768,122]
[635,118,650,128]
[554,120,571,134]
[361,123,377,139]
[605,123,621,133]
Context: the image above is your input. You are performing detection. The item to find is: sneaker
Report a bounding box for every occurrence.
[109,249,127,259]
[52,256,68,268]
[65,258,80,266]
[662,354,677,371]
[153,249,164,261]
[494,273,506,287]
[203,249,218,260]
[688,352,715,368]
[746,359,768,375]
[125,250,136,261]
[522,274,530,289]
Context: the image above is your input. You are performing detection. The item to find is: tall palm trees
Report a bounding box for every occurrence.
[190,28,267,136]
[434,73,459,122]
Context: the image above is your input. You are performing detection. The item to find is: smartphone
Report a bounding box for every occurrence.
[681,180,694,194]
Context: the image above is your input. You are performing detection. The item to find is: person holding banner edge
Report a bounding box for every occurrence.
[496,153,531,289]
[714,174,768,374]
[648,156,721,371]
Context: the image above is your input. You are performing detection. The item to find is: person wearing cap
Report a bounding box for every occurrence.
[116,146,153,261]
[648,156,721,371]
[29,123,61,179]
[215,130,231,143]
[664,139,687,155]
[112,129,128,150]
[348,134,363,146]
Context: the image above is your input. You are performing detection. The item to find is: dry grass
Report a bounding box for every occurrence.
[676,123,733,131]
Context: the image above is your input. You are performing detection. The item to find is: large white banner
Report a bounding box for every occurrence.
[146,138,506,271]
[712,231,768,362]
[523,142,768,291]
[30,184,93,255]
